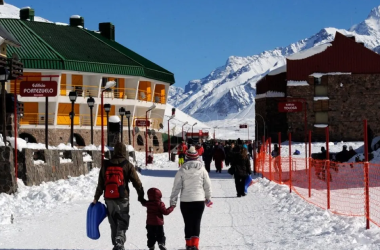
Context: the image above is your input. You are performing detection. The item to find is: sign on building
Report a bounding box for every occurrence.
[199,130,202,136]
[278,102,303,112]
[239,124,248,128]
[20,81,58,97]
[135,120,150,127]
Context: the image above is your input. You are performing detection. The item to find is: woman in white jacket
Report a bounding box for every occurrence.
[170,146,212,250]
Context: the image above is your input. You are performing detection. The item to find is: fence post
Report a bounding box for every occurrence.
[269,137,272,181]
[364,119,370,229]
[308,130,312,198]
[289,132,292,193]
[326,127,330,210]
[278,132,282,183]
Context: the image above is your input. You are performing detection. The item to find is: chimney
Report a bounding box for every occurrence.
[99,22,115,41]
[20,7,35,21]
[70,15,84,27]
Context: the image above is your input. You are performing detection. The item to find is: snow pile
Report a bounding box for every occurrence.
[287,80,309,86]
[286,43,332,60]
[0,3,50,22]
[310,72,352,78]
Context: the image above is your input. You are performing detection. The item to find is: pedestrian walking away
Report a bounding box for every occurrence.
[93,142,145,250]
[141,188,175,250]
[178,141,188,167]
[230,146,252,197]
[170,146,212,250]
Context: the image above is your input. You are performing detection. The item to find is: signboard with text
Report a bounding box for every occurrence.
[199,130,202,136]
[20,81,58,97]
[135,120,150,127]
[278,102,303,112]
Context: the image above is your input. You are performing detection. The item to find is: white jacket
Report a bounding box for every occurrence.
[170,160,212,206]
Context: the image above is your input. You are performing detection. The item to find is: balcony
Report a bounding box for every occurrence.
[102,87,137,100]
[60,84,98,98]
[20,113,55,126]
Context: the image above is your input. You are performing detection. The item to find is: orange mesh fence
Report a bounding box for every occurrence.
[254,149,377,228]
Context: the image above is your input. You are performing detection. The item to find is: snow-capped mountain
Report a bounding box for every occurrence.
[168,5,380,127]
[0,3,50,22]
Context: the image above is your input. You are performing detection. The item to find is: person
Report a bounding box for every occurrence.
[195,142,204,158]
[141,188,175,250]
[177,141,188,167]
[336,145,350,162]
[213,142,226,173]
[93,142,145,250]
[170,146,212,250]
[231,146,252,197]
[202,141,213,173]
[248,141,253,158]
[224,143,232,167]
[347,146,357,160]
[271,144,280,172]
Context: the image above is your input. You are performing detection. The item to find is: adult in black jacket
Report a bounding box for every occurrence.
[231,146,252,197]
[202,142,213,173]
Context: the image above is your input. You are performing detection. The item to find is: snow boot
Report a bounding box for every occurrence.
[191,237,199,250]
[158,243,167,250]
[114,238,125,250]
[186,239,192,250]
[148,247,155,250]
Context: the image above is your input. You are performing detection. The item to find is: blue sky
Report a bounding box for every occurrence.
[8,0,380,88]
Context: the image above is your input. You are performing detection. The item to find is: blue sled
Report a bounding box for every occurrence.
[244,175,254,194]
[87,202,107,240]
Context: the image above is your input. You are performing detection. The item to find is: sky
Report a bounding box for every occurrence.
[7,0,380,88]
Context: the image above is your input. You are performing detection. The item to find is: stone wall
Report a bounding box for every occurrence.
[18,128,165,152]
[0,146,16,194]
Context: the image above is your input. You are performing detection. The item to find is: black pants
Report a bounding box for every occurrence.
[146,225,166,247]
[180,201,205,239]
[234,176,246,196]
[105,199,130,246]
[204,161,211,173]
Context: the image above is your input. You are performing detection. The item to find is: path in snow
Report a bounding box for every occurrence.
[1,153,380,249]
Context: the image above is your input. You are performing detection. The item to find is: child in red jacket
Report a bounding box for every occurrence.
[141,188,175,250]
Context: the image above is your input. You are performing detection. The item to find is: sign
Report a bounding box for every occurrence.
[20,81,58,97]
[199,130,202,136]
[239,124,248,129]
[135,120,150,127]
[278,102,303,112]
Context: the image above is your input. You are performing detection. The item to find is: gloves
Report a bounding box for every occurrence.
[205,199,213,208]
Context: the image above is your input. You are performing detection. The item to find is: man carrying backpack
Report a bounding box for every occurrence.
[93,142,145,250]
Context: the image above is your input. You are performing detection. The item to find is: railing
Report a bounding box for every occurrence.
[255,135,380,229]
[102,87,137,100]
[60,84,98,98]
[153,92,166,104]
[20,113,55,125]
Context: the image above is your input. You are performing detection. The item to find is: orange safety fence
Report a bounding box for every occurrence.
[254,140,380,229]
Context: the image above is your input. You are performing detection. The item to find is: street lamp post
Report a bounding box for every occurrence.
[104,103,111,146]
[119,107,125,143]
[146,104,156,166]
[182,121,188,141]
[0,67,9,145]
[126,110,131,145]
[213,126,217,140]
[69,91,78,147]
[168,114,175,161]
[192,122,197,141]
[87,97,95,145]
[101,81,116,168]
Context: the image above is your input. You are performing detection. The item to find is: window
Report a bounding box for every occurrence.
[153,136,159,146]
[315,112,328,124]
[315,85,328,96]
[314,77,321,85]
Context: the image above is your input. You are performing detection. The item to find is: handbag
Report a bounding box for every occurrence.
[227,166,235,175]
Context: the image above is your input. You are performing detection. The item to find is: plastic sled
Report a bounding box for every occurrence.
[244,175,254,193]
[86,202,107,240]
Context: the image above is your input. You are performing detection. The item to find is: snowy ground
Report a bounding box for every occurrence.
[1,144,380,250]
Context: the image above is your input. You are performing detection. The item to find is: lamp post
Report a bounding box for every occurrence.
[104,103,111,146]
[126,110,131,145]
[119,107,125,143]
[192,122,197,141]
[87,96,95,145]
[0,67,9,145]
[146,104,156,166]
[69,91,78,147]
[168,114,175,161]
[182,121,188,141]
[101,81,116,167]
[213,126,217,140]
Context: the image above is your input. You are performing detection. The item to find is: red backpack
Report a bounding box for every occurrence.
[104,161,126,199]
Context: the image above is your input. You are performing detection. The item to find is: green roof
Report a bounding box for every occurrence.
[0,19,175,84]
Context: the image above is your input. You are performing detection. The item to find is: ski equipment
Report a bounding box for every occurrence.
[86,202,107,240]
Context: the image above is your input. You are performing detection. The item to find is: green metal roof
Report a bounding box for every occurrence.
[0,19,175,84]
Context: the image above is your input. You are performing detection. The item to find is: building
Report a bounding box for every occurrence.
[256,32,380,142]
[0,8,175,151]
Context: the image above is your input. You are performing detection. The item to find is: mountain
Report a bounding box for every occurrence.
[0,3,50,22]
[168,5,380,128]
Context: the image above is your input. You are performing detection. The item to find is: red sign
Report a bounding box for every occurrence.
[278,102,303,112]
[20,81,58,97]
[239,124,248,129]
[135,120,150,127]
[199,130,202,136]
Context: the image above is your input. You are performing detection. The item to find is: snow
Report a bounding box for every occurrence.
[20,6,31,10]
[287,43,332,60]
[55,22,68,26]
[109,115,121,123]
[287,80,309,86]
[255,91,285,100]
[314,124,329,128]
[2,142,380,249]
[127,145,135,152]
[310,72,352,78]
[314,96,329,101]
[70,15,81,19]
[0,3,50,22]
[268,64,286,75]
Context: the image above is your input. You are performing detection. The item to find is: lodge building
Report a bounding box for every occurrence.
[255,32,380,142]
[0,8,175,151]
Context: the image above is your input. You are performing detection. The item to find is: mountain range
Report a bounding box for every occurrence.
[168,6,380,127]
